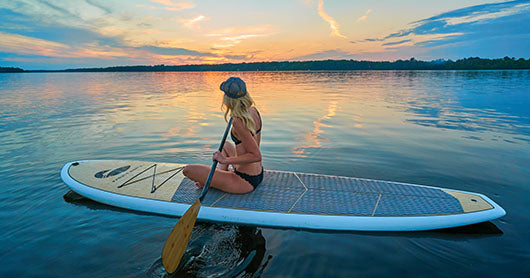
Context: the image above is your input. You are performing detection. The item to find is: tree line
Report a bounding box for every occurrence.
[0,67,24,73]
[2,57,529,73]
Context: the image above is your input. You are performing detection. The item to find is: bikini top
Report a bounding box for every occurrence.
[231,108,262,145]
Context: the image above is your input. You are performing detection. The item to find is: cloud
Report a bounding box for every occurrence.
[384,1,530,42]
[36,0,80,20]
[0,25,219,64]
[85,0,113,14]
[0,10,251,69]
[206,25,275,36]
[0,1,201,50]
[206,25,276,47]
[413,0,529,26]
[148,0,195,11]
[356,9,372,23]
[72,43,131,58]
[361,0,530,57]
[0,1,259,69]
[317,0,347,39]
[0,34,228,69]
[212,43,235,48]
[293,49,357,60]
[136,4,159,10]
[382,39,411,46]
[0,31,148,60]
[179,15,207,28]
[224,54,249,60]
[151,38,195,48]
[0,0,112,34]
[0,31,70,57]
[221,34,262,43]
[139,46,210,56]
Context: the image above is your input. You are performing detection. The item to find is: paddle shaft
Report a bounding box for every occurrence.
[199,117,233,201]
[161,117,234,274]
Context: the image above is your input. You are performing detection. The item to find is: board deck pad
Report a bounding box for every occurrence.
[172,171,470,216]
[64,160,502,231]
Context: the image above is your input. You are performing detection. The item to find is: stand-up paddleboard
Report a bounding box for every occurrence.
[61,160,505,231]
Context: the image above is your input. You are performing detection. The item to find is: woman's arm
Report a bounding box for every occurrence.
[213,117,261,165]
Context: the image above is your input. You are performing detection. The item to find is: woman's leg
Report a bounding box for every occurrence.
[218,142,236,171]
[183,164,254,194]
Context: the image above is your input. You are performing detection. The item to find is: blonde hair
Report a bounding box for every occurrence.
[222,93,256,135]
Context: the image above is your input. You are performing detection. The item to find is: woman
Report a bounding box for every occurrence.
[183,77,263,194]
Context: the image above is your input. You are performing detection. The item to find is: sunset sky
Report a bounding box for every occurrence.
[1,0,529,70]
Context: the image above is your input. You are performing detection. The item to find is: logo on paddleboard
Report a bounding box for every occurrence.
[95,165,131,178]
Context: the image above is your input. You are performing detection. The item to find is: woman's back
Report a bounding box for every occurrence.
[232,107,262,175]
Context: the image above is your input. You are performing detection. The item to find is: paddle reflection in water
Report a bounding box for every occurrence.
[64,191,270,277]
[149,223,269,278]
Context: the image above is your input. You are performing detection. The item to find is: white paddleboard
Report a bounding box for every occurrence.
[61,160,505,231]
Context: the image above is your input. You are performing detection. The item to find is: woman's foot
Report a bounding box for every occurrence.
[195,181,204,189]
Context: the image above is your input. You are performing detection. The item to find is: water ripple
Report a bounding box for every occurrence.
[0,71,528,277]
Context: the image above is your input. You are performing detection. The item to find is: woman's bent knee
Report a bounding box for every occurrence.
[183,164,198,178]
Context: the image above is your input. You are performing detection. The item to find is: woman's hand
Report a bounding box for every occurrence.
[212,150,228,164]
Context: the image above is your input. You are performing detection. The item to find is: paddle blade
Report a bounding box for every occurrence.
[161,199,201,274]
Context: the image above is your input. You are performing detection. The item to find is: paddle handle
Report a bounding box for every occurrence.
[199,117,233,201]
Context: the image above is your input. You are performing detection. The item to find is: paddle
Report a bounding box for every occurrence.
[162,117,233,274]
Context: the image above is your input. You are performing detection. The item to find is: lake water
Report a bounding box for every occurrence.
[0,71,529,277]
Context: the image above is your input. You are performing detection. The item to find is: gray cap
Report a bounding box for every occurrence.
[220,77,247,98]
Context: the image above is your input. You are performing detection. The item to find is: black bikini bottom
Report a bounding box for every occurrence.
[234,167,264,190]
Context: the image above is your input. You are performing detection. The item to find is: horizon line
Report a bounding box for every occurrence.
[2,56,529,72]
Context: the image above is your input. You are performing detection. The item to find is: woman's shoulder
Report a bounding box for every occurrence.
[231,116,244,127]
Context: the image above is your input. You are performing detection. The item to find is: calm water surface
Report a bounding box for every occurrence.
[0,71,529,277]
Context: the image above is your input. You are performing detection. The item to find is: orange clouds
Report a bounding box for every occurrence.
[317,0,347,39]
[0,31,70,57]
[180,15,208,28]
[0,32,134,60]
[207,25,276,49]
[356,9,372,23]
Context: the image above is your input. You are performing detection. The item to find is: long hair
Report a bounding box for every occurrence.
[222,93,256,135]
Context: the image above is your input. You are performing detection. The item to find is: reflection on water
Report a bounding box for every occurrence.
[292,100,339,157]
[1,71,529,277]
[150,224,268,278]
[64,191,270,277]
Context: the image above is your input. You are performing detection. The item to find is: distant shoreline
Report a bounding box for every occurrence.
[2,57,529,73]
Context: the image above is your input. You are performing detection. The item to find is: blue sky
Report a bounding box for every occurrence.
[0,0,529,70]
